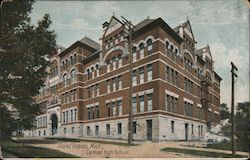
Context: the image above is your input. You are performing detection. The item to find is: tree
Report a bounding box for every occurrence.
[235,102,250,151]
[0,0,56,138]
[220,103,230,120]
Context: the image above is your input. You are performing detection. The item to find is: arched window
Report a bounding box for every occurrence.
[65,59,68,69]
[73,54,77,64]
[96,64,100,76]
[71,69,77,83]
[87,68,91,80]
[62,61,65,70]
[91,67,95,78]
[166,41,169,49]
[139,43,144,58]
[132,47,137,62]
[70,56,73,65]
[147,39,153,55]
[63,74,68,86]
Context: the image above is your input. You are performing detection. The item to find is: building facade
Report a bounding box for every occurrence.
[27,16,222,141]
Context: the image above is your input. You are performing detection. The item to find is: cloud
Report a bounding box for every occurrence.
[210,42,245,70]
[91,1,120,18]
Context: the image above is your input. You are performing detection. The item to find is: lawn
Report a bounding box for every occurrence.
[160,147,247,158]
[46,137,138,146]
[206,140,249,152]
[0,139,79,158]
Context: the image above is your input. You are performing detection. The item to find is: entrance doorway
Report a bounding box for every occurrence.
[146,120,152,141]
[185,123,189,141]
[51,114,58,135]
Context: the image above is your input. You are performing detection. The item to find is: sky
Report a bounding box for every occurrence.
[30,0,249,107]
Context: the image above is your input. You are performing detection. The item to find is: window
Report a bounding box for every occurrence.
[139,68,145,84]
[112,57,116,70]
[63,74,67,86]
[74,109,77,121]
[170,68,174,84]
[174,98,178,113]
[132,47,137,62]
[118,76,122,90]
[91,67,95,78]
[87,126,91,136]
[71,110,73,122]
[72,127,75,133]
[171,121,175,133]
[96,84,99,96]
[96,64,99,76]
[87,69,91,80]
[169,96,173,112]
[106,103,111,117]
[184,102,193,117]
[73,54,77,64]
[166,95,169,111]
[132,70,137,86]
[139,43,144,58]
[91,107,95,120]
[107,60,110,72]
[147,39,153,55]
[147,94,153,111]
[132,97,137,113]
[91,85,95,98]
[191,124,194,135]
[166,66,169,81]
[95,126,99,136]
[64,128,66,134]
[112,102,116,116]
[132,121,137,133]
[87,108,90,120]
[118,55,122,68]
[107,80,110,93]
[147,64,152,81]
[106,124,110,135]
[139,95,144,112]
[96,106,99,118]
[112,78,116,92]
[117,123,122,134]
[118,100,122,115]
[175,71,178,86]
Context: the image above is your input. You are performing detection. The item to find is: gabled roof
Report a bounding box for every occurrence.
[59,36,100,57]
[196,45,213,62]
[103,16,123,37]
[173,19,196,42]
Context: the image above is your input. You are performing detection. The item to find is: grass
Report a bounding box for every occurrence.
[160,147,247,158]
[0,139,79,158]
[207,140,249,152]
[46,137,138,146]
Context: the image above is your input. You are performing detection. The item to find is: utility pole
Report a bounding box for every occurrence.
[231,61,238,155]
[121,16,136,145]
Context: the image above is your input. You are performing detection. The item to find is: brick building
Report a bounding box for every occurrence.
[28,16,222,141]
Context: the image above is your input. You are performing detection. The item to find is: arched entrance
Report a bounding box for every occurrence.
[51,113,58,135]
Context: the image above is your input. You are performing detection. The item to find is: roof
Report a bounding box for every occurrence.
[173,20,189,32]
[132,18,183,44]
[214,71,222,81]
[133,18,155,32]
[59,36,100,57]
[55,44,66,51]
[79,36,100,51]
